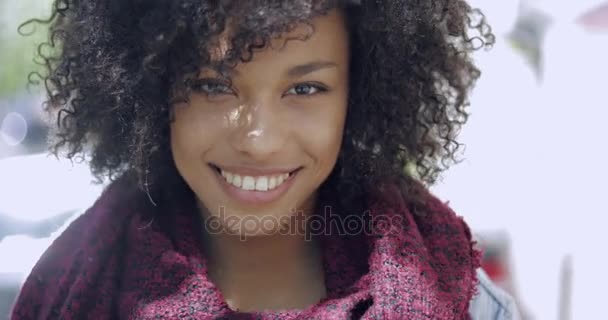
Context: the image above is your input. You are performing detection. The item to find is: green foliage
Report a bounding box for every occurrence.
[0,0,53,99]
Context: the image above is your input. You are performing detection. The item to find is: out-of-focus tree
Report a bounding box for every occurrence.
[507,2,552,80]
[0,0,52,99]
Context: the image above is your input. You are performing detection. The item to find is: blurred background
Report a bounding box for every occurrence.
[0,0,606,319]
[0,1,107,317]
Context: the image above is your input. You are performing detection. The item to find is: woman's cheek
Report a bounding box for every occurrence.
[290,99,346,161]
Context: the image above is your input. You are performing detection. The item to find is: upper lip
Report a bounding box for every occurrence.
[210,164,302,177]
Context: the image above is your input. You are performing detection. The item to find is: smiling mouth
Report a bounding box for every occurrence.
[209,164,302,192]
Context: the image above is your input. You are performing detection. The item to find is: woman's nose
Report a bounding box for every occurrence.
[230,101,287,161]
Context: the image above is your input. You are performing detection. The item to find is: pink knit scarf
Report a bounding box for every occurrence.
[11,176,479,319]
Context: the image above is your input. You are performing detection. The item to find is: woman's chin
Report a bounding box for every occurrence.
[201,207,308,239]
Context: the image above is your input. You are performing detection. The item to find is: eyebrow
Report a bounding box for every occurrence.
[203,60,338,79]
[286,61,338,78]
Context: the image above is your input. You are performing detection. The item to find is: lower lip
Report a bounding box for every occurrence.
[212,166,299,205]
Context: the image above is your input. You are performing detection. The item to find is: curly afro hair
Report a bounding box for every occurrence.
[23,0,493,214]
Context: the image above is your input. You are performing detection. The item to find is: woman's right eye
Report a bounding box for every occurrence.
[190,79,234,96]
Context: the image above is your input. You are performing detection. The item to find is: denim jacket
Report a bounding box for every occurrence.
[469,269,521,320]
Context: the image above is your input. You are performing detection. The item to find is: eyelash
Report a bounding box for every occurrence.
[284,83,328,97]
[189,79,233,96]
[189,79,328,98]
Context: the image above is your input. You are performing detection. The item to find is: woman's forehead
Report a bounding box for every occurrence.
[204,9,348,69]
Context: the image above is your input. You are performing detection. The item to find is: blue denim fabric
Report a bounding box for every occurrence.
[469,269,521,320]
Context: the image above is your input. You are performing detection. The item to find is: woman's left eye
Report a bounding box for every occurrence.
[285,83,327,96]
[189,78,234,97]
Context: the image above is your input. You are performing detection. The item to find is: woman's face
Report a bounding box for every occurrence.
[170,10,349,236]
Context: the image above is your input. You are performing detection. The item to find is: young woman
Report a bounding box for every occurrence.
[11,0,519,319]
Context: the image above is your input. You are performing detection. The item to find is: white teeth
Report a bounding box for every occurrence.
[219,169,293,192]
[255,176,269,191]
[225,172,233,184]
[242,176,256,191]
[232,175,242,188]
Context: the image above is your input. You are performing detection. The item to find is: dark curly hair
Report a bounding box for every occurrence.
[22,0,493,215]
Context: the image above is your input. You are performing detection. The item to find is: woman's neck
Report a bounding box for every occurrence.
[204,231,327,312]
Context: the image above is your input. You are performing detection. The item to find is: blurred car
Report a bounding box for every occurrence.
[475,232,533,320]
[0,153,105,319]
